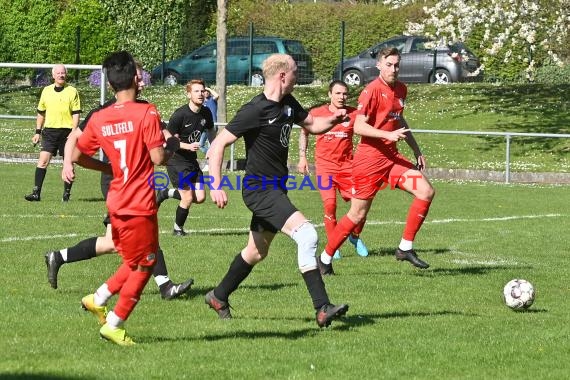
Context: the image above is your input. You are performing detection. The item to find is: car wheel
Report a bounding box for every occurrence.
[164,71,180,86]
[343,69,363,86]
[431,69,451,84]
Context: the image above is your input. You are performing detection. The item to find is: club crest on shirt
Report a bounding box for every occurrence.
[188,130,202,143]
[280,123,292,147]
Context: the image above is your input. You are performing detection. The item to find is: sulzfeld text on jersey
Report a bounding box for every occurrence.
[101,121,134,137]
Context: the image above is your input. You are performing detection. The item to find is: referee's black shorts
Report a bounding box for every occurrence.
[167,159,204,189]
[40,128,72,156]
[242,187,298,234]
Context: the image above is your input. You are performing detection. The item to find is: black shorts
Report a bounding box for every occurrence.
[242,187,298,234]
[167,159,203,189]
[41,128,72,156]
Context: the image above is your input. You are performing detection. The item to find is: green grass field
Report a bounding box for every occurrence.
[1,162,569,379]
[1,82,569,173]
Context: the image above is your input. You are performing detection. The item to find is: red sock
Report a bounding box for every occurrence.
[106,263,132,294]
[325,215,357,256]
[113,269,152,321]
[352,219,366,237]
[403,198,432,241]
[323,199,337,240]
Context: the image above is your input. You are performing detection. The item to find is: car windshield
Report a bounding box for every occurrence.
[284,41,306,54]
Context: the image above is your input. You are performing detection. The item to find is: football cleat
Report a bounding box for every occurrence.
[62,192,71,202]
[348,235,369,257]
[172,228,188,236]
[316,303,349,328]
[317,257,335,276]
[81,294,108,325]
[395,248,429,269]
[99,323,135,346]
[24,187,41,202]
[205,290,232,319]
[160,278,194,300]
[44,250,64,289]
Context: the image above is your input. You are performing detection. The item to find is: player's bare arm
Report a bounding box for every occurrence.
[70,147,112,175]
[401,118,426,170]
[301,109,347,135]
[62,128,83,183]
[207,129,237,209]
[297,128,310,175]
[354,114,409,142]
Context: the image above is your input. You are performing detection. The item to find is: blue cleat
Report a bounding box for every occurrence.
[348,235,369,257]
[333,250,341,260]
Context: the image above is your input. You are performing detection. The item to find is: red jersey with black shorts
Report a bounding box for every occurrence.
[77,101,165,267]
[352,77,415,200]
[309,104,357,202]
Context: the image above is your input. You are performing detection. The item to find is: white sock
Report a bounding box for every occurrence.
[60,248,68,262]
[399,239,413,251]
[106,311,124,329]
[154,275,169,287]
[94,283,112,306]
[168,189,177,197]
[320,251,332,265]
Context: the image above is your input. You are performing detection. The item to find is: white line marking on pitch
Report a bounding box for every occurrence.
[1,213,565,243]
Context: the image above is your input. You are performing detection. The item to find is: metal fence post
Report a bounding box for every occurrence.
[505,134,511,183]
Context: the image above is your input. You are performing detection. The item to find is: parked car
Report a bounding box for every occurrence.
[333,35,482,86]
[151,37,314,86]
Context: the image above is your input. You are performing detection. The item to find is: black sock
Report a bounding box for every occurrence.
[34,167,47,191]
[153,246,168,277]
[175,206,189,229]
[66,237,97,263]
[214,253,253,301]
[172,189,181,200]
[63,181,73,194]
[301,269,330,310]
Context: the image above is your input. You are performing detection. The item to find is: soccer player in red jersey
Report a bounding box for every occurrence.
[318,47,435,274]
[297,80,368,266]
[71,51,178,345]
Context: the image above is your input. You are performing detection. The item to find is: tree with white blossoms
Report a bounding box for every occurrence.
[383,0,569,81]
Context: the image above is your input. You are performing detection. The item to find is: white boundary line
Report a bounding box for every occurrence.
[1,213,564,243]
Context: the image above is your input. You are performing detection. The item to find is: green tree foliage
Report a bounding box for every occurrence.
[99,0,195,70]
[0,0,59,63]
[52,0,118,65]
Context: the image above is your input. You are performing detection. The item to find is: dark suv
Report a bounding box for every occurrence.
[333,35,482,86]
[151,37,314,86]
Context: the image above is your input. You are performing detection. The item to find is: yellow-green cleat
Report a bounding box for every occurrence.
[81,294,108,325]
[99,323,135,346]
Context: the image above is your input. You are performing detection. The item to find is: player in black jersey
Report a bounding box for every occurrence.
[205,54,349,328]
[45,64,194,300]
[156,79,216,236]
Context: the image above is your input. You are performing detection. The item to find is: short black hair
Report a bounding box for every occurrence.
[328,79,348,93]
[102,51,136,92]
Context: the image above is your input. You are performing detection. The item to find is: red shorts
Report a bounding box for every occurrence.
[351,152,415,199]
[316,171,352,203]
[110,214,159,268]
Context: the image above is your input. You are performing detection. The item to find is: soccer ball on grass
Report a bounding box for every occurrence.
[503,279,535,310]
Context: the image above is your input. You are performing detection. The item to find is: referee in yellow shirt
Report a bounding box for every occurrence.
[25,64,81,202]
